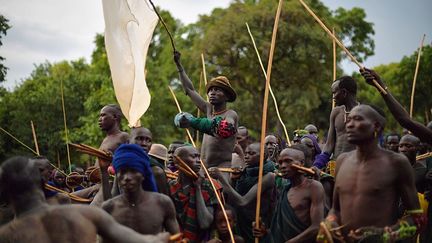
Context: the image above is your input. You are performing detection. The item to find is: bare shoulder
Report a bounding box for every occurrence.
[152,166,165,176]
[225,109,238,122]
[335,151,354,166]
[309,178,325,193]
[330,106,344,118]
[154,192,174,206]
[385,150,411,170]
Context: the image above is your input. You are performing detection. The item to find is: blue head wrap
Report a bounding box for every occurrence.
[113,144,158,192]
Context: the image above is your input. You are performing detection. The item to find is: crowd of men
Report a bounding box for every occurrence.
[0,53,431,243]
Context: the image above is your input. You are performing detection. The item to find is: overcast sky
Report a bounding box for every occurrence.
[1,0,431,90]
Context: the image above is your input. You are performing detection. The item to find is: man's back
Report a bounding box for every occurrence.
[335,150,405,233]
[0,205,98,243]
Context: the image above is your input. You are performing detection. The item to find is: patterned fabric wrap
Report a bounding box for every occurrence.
[174,112,236,139]
[169,179,220,243]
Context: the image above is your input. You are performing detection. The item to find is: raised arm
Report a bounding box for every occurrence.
[173,51,209,113]
[287,181,324,243]
[360,68,432,144]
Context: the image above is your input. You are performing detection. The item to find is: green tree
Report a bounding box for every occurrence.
[0,15,11,82]
[180,0,375,137]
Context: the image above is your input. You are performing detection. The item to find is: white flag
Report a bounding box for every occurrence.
[102,0,158,127]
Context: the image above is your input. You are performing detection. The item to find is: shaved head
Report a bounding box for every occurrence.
[279,148,305,164]
[400,134,420,146]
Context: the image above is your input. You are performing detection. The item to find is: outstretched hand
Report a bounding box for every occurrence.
[359,68,386,90]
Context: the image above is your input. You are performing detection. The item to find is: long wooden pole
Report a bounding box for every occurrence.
[245,22,291,146]
[298,0,387,94]
[0,126,38,155]
[332,28,337,109]
[30,120,40,156]
[255,1,283,242]
[196,71,203,145]
[409,34,426,118]
[60,79,72,174]
[168,86,235,242]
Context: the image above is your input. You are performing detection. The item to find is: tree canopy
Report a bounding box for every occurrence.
[1,0,429,166]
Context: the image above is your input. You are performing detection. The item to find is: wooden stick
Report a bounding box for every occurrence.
[201,53,208,86]
[255,1,283,242]
[417,152,432,161]
[30,120,40,155]
[298,0,387,94]
[196,71,203,145]
[168,86,235,243]
[332,28,336,109]
[409,34,426,117]
[174,155,198,179]
[169,233,183,241]
[148,0,176,52]
[0,126,38,155]
[60,79,72,174]
[44,183,92,203]
[245,22,291,146]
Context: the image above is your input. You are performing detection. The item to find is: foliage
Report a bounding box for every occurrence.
[0,15,11,82]
[5,0,414,165]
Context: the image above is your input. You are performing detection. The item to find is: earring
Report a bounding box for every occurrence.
[374,131,378,138]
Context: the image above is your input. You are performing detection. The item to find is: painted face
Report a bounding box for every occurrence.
[207,86,227,105]
[265,135,278,158]
[345,106,376,144]
[278,149,304,179]
[130,128,152,152]
[215,210,235,236]
[117,168,144,193]
[98,106,116,131]
[179,147,201,173]
[386,135,400,152]
[244,144,260,167]
[331,80,345,106]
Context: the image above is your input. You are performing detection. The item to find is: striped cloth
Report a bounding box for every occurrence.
[169,179,220,242]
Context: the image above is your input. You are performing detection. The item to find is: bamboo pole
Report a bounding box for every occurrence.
[409,34,426,118]
[255,0,283,242]
[30,120,40,156]
[196,71,203,145]
[201,53,208,86]
[168,86,235,243]
[245,22,291,146]
[298,0,387,94]
[0,126,38,155]
[60,79,72,174]
[332,28,336,109]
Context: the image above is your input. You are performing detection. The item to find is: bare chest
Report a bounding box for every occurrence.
[111,203,165,234]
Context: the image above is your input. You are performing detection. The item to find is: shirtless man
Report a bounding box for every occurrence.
[174,51,238,168]
[169,146,219,243]
[237,126,250,152]
[101,144,179,240]
[313,76,359,170]
[253,147,325,242]
[92,104,129,206]
[319,105,424,242]
[98,104,130,153]
[210,143,275,242]
[0,156,169,243]
[130,127,168,194]
[399,134,427,193]
[167,141,184,172]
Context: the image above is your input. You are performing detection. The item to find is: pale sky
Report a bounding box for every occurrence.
[1,0,431,89]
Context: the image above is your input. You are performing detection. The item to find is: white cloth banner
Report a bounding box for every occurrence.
[102,0,158,127]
